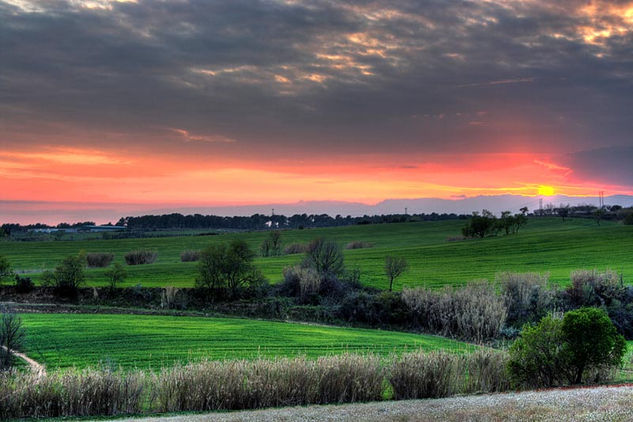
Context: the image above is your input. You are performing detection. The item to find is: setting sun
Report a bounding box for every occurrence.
[538,185,555,196]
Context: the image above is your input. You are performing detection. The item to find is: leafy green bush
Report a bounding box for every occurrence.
[508,307,626,388]
[42,254,86,298]
[14,275,34,294]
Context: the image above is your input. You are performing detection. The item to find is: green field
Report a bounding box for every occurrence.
[20,313,474,369]
[2,218,632,289]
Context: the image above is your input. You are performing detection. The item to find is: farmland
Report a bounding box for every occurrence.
[19,313,475,369]
[1,218,631,289]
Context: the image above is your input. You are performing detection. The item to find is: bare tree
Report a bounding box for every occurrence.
[0,310,26,370]
[385,256,408,291]
[303,238,344,277]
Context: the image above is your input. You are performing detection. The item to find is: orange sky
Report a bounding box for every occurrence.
[2,146,630,208]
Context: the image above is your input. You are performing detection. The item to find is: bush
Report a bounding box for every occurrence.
[497,272,554,327]
[104,263,127,290]
[14,275,34,294]
[507,315,568,388]
[124,250,158,265]
[85,253,114,268]
[196,240,262,297]
[345,241,374,250]
[283,243,308,255]
[42,254,86,298]
[0,311,26,370]
[508,308,627,388]
[0,255,12,284]
[337,291,409,326]
[565,269,625,308]
[260,231,282,257]
[562,307,626,384]
[180,250,200,262]
[402,282,507,342]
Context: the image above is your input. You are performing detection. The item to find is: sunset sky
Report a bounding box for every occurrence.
[2,0,633,223]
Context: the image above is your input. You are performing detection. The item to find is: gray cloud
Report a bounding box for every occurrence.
[1,0,632,163]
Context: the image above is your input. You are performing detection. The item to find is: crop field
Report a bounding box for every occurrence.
[20,313,475,369]
[2,218,632,289]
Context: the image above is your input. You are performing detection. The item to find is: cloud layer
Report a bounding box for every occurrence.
[2,0,633,213]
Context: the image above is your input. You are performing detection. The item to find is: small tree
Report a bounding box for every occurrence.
[303,238,344,278]
[196,240,261,297]
[562,307,626,384]
[557,206,569,222]
[0,310,26,370]
[385,256,408,292]
[104,263,127,290]
[0,255,12,285]
[260,231,282,257]
[42,253,86,297]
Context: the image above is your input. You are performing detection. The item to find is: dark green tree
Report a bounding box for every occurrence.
[196,240,262,297]
[562,307,626,384]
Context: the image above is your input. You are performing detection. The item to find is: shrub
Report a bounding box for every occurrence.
[565,269,625,308]
[104,263,127,290]
[260,231,282,257]
[507,315,568,388]
[497,272,554,327]
[402,282,507,342]
[196,240,263,297]
[345,241,374,250]
[180,250,200,262]
[0,311,25,370]
[283,243,308,255]
[85,253,114,268]
[124,250,158,265]
[508,308,627,387]
[42,254,86,298]
[14,275,34,294]
[337,291,409,326]
[303,238,344,278]
[0,255,12,284]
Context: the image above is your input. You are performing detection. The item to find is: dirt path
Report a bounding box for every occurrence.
[122,384,633,422]
[1,346,46,377]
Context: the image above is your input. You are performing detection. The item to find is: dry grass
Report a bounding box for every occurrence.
[283,243,308,255]
[124,250,158,265]
[0,350,510,419]
[345,241,374,250]
[179,250,200,262]
[402,282,507,342]
[86,252,114,268]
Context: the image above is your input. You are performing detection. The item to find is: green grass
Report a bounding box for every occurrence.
[20,313,475,370]
[2,218,632,289]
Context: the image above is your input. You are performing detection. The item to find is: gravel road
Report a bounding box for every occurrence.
[120,384,633,422]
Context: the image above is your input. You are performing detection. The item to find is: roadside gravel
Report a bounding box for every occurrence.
[121,385,633,422]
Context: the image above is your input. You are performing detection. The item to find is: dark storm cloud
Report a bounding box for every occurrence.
[562,146,633,187]
[1,0,632,161]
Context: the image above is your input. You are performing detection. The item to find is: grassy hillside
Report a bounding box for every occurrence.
[2,218,632,289]
[20,313,474,369]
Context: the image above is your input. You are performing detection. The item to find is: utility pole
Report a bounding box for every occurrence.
[271,208,275,216]
[539,198,543,215]
[598,191,604,208]
[404,207,408,216]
